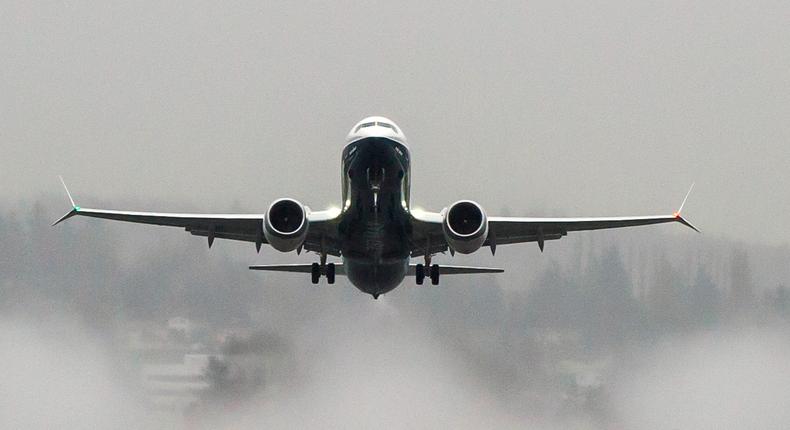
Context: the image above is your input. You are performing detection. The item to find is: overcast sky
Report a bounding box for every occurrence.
[2,1,788,244]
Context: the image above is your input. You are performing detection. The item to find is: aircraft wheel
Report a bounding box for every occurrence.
[430,264,440,285]
[415,264,425,285]
[311,263,320,284]
[326,263,336,284]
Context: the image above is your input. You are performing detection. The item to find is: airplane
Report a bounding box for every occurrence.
[54,116,698,299]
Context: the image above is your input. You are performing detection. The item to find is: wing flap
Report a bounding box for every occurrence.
[187,227,263,243]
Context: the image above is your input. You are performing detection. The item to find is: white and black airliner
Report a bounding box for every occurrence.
[54,116,698,299]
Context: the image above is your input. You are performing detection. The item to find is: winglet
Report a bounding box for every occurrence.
[673,183,700,233]
[59,176,77,208]
[52,208,77,226]
[52,176,80,226]
[677,182,694,215]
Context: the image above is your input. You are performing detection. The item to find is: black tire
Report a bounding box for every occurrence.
[311,262,320,284]
[430,264,440,286]
[415,264,425,285]
[327,263,336,284]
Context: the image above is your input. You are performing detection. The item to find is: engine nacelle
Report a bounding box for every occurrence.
[264,198,308,252]
[442,200,489,254]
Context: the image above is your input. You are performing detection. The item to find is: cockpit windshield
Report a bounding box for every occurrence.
[354,121,399,134]
[355,122,375,132]
[377,122,398,133]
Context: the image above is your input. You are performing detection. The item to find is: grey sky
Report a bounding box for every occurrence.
[2,1,788,244]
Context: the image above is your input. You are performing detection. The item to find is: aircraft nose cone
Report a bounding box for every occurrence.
[347,116,406,143]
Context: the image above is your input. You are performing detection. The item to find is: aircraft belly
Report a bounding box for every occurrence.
[343,256,409,295]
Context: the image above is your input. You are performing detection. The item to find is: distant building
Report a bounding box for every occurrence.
[141,354,218,411]
[167,316,194,336]
[123,318,221,413]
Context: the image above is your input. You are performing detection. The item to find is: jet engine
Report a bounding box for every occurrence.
[442,200,488,254]
[264,198,309,252]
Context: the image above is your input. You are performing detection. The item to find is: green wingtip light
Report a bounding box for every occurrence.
[74,206,81,211]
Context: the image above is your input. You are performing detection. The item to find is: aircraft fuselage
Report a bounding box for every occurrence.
[339,136,412,296]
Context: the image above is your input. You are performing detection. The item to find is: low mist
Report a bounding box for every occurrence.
[0,310,169,430]
[612,327,790,429]
[1,201,789,429]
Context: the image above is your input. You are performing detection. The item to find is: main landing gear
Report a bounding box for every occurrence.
[311,262,336,285]
[415,264,440,286]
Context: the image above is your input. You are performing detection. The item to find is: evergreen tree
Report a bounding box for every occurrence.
[764,285,789,320]
[581,246,644,351]
[728,249,755,318]
[686,266,720,327]
[646,254,685,333]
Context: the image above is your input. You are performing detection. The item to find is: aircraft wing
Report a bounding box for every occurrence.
[410,185,698,255]
[485,213,698,251]
[52,178,341,255]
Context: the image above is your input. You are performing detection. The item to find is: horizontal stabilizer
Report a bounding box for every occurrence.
[249,263,502,276]
[408,264,504,275]
[249,264,345,275]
